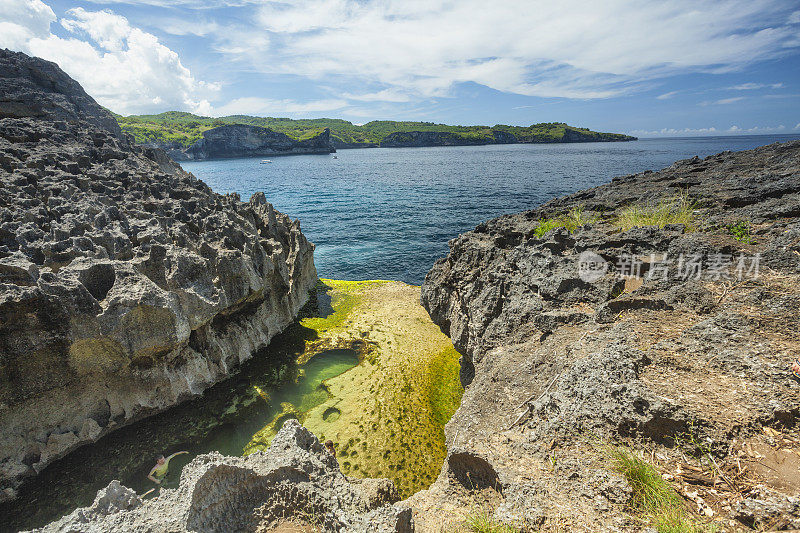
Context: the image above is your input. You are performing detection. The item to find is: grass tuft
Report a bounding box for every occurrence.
[608,446,717,533]
[534,207,598,238]
[460,508,519,533]
[613,195,697,232]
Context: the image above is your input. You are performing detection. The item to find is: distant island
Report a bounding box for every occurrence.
[115,111,637,160]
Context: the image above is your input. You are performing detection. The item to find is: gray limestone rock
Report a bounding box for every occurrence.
[0,49,318,500]
[31,420,412,532]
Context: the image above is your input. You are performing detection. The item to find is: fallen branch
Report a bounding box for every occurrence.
[508,371,563,430]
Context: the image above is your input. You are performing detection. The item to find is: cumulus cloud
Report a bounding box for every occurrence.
[632,123,790,137]
[213,0,800,100]
[0,0,217,114]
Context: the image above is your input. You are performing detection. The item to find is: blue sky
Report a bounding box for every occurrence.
[2,0,800,137]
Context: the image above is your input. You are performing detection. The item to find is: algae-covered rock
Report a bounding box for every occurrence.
[245,280,463,498]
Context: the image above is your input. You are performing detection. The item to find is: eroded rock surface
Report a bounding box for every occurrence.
[415,141,800,530]
[31,420,412,533]
[0,50,317,501]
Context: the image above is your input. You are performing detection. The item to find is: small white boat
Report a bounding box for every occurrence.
[260,159,272,164]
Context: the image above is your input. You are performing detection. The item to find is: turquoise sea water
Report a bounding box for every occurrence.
[182,135,800,285]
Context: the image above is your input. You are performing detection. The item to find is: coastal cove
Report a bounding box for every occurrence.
[0,279,461,532]
[182,134,800,284]
[2,0,800,527]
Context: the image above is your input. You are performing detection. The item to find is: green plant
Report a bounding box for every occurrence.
[534,207,598,237]
[727,221,754,244]
[614,195,697,232]
[461,508,519,533]
[607,446,717,533]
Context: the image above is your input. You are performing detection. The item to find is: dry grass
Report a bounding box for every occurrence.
[445,508,519,533]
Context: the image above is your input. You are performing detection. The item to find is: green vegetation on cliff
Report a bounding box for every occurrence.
[115,111,635,148]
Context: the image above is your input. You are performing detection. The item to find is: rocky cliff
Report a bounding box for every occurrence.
[379,129,517,148]
[176,125,335,161]
[414,141,800,531]
[379,128,635,148]
[0,49,318,503]
[31,420,412,532]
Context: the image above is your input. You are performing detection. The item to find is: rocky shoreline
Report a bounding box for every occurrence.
[0,49,317,503]
[3,47,800,533]
[415,140,800,530]
[379,128,635,148]
[147,127,636,159]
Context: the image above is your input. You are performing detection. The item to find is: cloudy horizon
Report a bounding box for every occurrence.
[1,0,799,137]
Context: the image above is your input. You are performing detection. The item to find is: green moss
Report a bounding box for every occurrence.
[240,280,463,498]
[425,345,464,427]
[300,279,390,335]
[243,402,301,454]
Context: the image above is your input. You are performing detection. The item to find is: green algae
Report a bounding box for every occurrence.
[300,279,391,335]
[249,279,464,498]
[242,348,359,454]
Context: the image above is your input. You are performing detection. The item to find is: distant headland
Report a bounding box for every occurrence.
[116,111,637,160]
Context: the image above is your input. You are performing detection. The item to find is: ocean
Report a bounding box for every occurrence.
[181,134,800,285]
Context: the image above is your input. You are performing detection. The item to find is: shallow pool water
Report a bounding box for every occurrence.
[0,325,358,533]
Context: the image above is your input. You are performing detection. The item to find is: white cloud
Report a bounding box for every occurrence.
[728,124,786,133]
[790,10,800,23]
[656,90,680,99]
[0,1,218,114]
[728,82,784,90]
[210,97,347,116]
[341,89,411,103]
[716,97,746,104]
[0,0,55,48]
[630,127,719,136]
[699,96,745,105]
[81,0,259,7]
[152,19,220,36]
[213,0,800,100]
[795,123,800,129]
[631,123,792,137]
